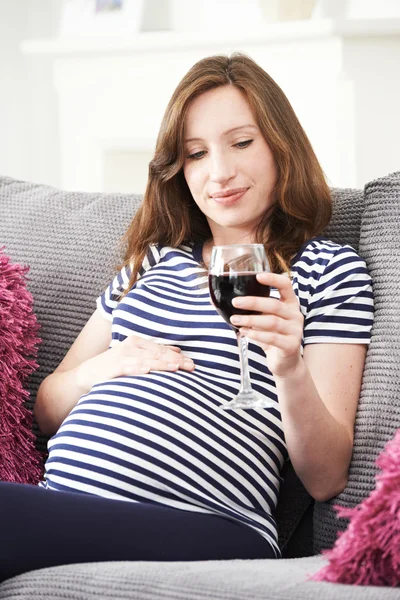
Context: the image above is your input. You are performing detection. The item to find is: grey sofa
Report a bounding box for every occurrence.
[0,172,399,599]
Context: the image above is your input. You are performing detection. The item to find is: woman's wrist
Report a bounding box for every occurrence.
[272,354,307,384]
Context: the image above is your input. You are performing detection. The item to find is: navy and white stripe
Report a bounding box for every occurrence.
[292,238,374,345]
[41,237,374,555]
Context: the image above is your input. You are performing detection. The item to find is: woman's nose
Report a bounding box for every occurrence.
[209,152,236,184]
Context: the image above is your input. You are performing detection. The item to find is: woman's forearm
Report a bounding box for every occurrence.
[274,358,353,501]
[35,335,197,437]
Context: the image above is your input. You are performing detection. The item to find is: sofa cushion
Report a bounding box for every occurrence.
[313,171,400,553]
[1,556,400,600]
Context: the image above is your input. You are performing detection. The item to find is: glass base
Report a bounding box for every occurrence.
[220,390,275,411]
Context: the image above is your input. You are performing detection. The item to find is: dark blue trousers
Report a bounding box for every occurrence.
[0,481,275,582]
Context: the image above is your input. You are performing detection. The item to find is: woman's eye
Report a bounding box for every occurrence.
[187,150,206,160]
[235,139,253,149]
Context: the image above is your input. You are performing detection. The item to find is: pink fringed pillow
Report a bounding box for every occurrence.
[0,246,44,483]
[313,429,400,587]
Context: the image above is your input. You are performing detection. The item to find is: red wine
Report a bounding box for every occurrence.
[209,272,270,327]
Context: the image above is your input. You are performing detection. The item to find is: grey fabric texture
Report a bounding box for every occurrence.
[1,557,400,600]
[324,187,365,252]
[313,171,400,552]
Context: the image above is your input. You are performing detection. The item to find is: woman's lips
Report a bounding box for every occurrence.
[210,188,247,205]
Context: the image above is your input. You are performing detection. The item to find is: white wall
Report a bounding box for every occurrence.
[0,0,60,186]
[0,1,399,191]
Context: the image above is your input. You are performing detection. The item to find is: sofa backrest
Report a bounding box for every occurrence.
[1,173,399,555]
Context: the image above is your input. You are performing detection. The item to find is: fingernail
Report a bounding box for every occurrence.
[230,315,242,324]
[167,363,179,370]
[232,297,245,307]
[139,366,150,373]
[184,359,194,367]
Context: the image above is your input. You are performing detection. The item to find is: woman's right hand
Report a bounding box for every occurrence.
[75,335,195,392]
[36,312,196,435]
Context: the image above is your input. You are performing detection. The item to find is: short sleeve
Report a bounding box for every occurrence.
[301,244,374,345]
[96,245,161,321]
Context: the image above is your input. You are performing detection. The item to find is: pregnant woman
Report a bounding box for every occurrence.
[0,53,373,581]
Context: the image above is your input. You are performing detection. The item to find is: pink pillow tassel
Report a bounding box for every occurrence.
[0,247,44,484]
[313,429,400,586]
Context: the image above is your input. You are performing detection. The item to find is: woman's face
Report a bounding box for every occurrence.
[183,85,277,245]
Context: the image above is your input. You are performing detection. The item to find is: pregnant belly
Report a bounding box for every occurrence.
[42,373,280,515]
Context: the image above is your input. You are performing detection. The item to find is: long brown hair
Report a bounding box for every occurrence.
[121,53,331,291]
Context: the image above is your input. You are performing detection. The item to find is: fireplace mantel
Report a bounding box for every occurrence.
[21,18,400,193]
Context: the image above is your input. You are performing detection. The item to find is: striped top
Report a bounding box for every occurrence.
[41,237,374,556]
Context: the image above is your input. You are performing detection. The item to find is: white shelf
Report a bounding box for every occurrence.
[20,18,400,56]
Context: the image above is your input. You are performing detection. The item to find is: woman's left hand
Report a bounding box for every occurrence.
[230,272,304,378]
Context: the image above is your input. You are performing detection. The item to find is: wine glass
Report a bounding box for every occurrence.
[208,244,275,410]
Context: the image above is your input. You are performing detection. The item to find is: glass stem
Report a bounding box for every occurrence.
[236,331,253,394]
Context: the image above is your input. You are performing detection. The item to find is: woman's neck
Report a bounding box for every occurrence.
[202,233,256,267]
